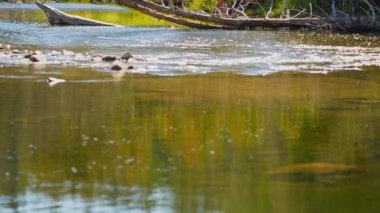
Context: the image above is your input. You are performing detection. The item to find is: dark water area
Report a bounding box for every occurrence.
[1,2,380,212]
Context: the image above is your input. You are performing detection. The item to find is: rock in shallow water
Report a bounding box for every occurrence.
[110,60,125,71]
[0,44,11,50]
[102,56,118,62]
[12,49,20,54]
[30,54,47,63]
[121,52,133,61]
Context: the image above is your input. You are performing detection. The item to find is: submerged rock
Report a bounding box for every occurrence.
[270,162,362,185]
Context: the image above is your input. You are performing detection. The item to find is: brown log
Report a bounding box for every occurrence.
[117,1,233,29]
[117,0,321,29]
[36,2,119,26]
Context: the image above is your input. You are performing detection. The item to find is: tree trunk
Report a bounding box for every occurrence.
[36,2,118,26]
[117,0,321,29]
[118,1,232,29]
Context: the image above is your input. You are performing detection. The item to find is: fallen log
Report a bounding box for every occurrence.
[117,0,322,29]
[116,1,232,29]
[36,2,119,26]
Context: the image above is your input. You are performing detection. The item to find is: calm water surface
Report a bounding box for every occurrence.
[1,3,380,212]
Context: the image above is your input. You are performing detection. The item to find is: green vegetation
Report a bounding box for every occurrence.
[190,0,218,12]
[112,0,378,31]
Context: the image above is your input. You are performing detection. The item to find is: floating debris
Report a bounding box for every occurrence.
[71,167,78,174]
[125,157,135,165]
[47,77,66,86]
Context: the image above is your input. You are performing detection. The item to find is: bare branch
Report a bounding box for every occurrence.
[266,0,274,18]
[309,3,313,18]
[361,0,377,23]
[331,0,337,19]
[291,9,306,18]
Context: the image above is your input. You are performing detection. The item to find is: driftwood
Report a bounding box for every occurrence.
[36,2,118,26]
[116,0,321,29]
[116,1,232,29]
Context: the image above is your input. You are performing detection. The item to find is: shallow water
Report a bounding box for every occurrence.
[1,2,380,212]
[1,3,379,76]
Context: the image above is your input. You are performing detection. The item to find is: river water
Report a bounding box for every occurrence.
[1,2,380,212]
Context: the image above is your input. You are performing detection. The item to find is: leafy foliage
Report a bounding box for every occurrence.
[190,0,218,13]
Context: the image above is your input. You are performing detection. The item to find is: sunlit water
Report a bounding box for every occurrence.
[1,2,380,212]
[1,3,379,76]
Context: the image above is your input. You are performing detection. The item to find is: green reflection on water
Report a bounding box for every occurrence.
[1,66,380,211]
[0,3,176,27]
[69,9,178,27]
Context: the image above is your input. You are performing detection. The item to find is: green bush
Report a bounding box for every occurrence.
[190,0,218,13]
